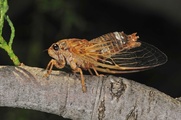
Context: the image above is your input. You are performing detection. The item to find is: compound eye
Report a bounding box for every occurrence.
[52,44,59,51]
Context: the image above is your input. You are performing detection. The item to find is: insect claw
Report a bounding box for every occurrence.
[97,74,104,77]
[82,84,87,93]
[43,72,50,78]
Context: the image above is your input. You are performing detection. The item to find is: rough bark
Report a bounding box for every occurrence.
[0,65,180,120]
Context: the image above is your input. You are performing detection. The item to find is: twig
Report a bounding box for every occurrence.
[0,65,180,120]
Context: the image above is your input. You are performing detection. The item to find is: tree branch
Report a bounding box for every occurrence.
[0,65,180,120]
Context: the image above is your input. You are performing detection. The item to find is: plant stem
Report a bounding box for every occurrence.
[0,0,20,65]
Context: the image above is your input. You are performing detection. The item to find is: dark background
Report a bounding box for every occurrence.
[1,0,181,120]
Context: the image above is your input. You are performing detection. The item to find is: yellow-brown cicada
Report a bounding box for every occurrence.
[45,31,167,92]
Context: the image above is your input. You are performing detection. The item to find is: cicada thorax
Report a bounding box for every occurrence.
[53,39,93,69]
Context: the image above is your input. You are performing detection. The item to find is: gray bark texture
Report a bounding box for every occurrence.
[0,65,180,120]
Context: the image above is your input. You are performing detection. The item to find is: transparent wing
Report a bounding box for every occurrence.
[81,32,167,73]
[92,42,167,73]
[111,42,167,67]
[96,42,167,73]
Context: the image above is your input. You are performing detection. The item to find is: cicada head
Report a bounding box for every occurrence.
[48,40,68,61]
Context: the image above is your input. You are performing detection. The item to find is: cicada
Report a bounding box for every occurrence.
[45,31,167,92]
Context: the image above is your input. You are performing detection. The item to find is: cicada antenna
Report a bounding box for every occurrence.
[42,49,48,52]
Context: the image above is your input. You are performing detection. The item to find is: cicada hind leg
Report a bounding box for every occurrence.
[91,66,104,77]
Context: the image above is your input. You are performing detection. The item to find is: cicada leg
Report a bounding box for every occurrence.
[44,59,55,77]
[92,66,104,77]
[70,61,86,92]
[44,59,65,77]
[73,67,86,92]
[88,69,93,75]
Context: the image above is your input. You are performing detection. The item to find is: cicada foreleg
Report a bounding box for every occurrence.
[44,59,65,77]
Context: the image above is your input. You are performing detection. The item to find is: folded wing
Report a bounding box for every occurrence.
[82,32,167,73]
